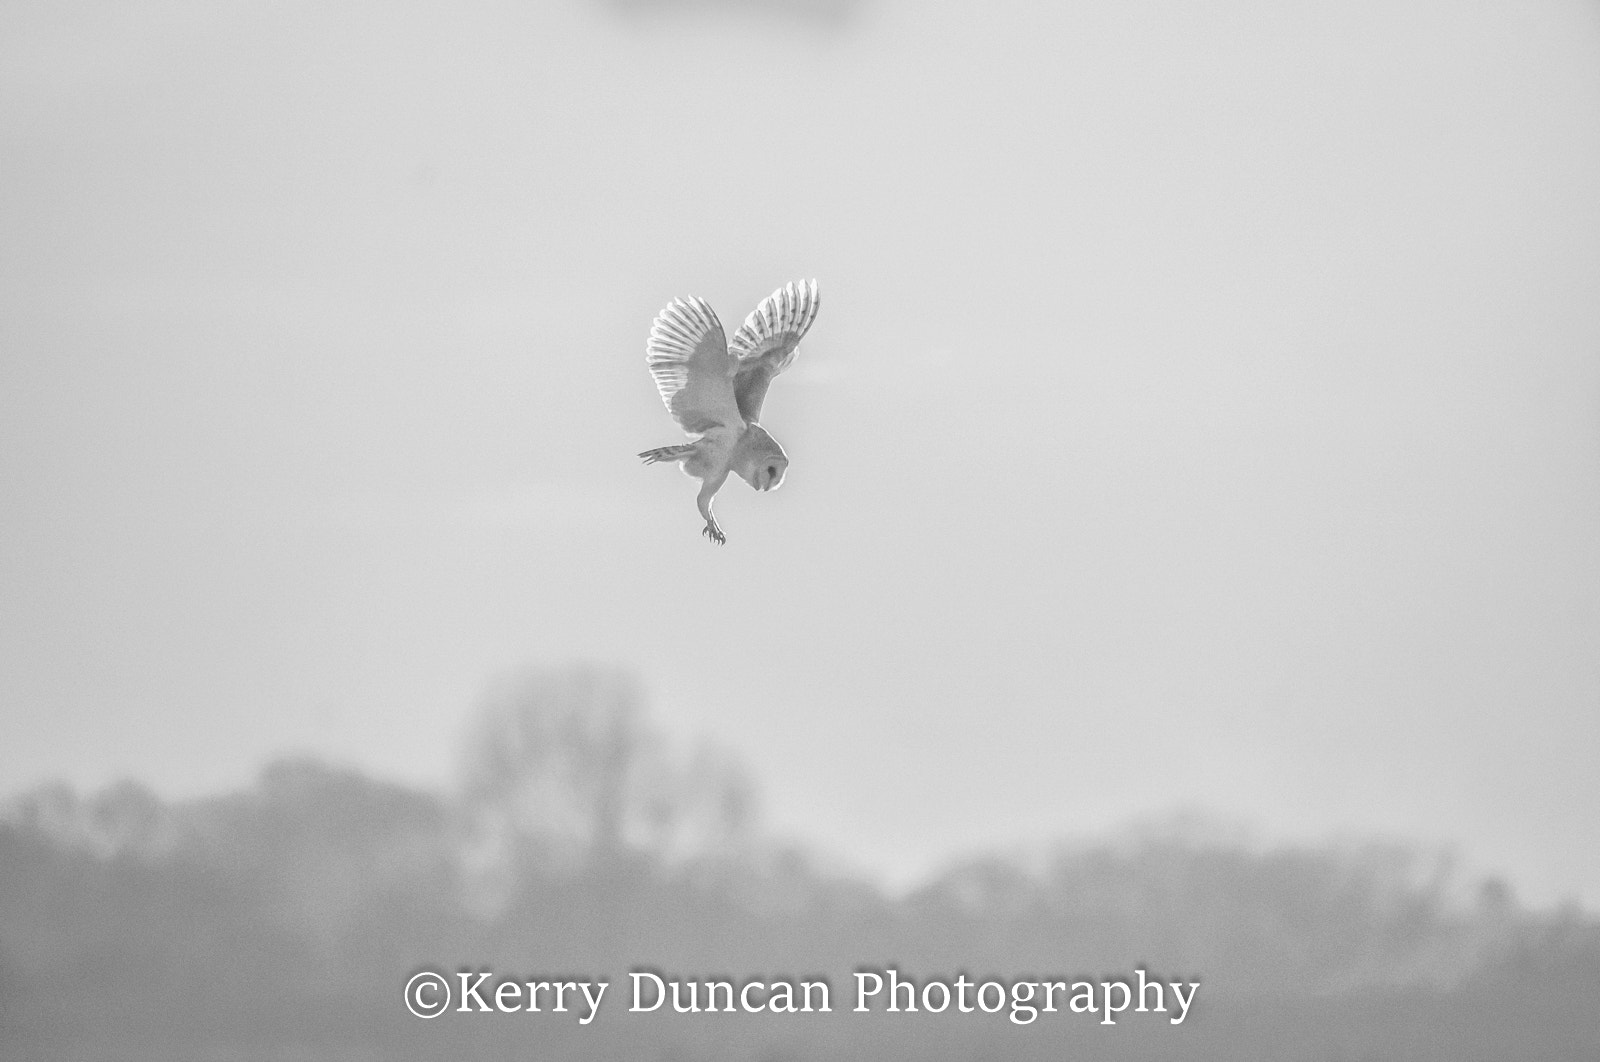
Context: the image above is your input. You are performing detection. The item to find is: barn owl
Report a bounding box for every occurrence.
[638,280,821,545]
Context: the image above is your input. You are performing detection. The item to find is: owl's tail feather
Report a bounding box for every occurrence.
[639,445,694,465]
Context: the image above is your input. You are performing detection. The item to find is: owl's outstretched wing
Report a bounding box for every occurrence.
[728,279,820,424]
[646,296,740,436]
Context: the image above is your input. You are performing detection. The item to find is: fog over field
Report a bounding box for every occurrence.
[6,666,1600,1058]
[2,0,1598,1055]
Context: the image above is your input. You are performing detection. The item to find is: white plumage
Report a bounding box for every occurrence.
[639,280,821,545]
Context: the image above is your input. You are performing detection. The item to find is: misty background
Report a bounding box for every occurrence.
[3,0,1600,1055]
[6,665,1599,1058]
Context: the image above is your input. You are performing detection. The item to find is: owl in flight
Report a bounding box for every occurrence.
[638,279,821,545]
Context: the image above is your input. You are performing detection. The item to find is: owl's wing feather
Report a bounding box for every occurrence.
[728,279,820,423]
[646,296,741,435]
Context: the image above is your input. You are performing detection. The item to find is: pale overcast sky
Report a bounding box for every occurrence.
[2,0,1598,905]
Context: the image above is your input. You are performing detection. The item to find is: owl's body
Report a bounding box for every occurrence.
[638,280,820,545]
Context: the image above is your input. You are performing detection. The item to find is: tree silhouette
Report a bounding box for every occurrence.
[457,665,756,912]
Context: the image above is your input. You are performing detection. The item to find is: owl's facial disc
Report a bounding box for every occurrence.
[734,436,787,492]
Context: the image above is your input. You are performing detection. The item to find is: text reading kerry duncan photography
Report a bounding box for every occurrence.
[404,967,1200,1027]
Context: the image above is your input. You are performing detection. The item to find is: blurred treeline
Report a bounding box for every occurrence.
[2,666,1596,1060]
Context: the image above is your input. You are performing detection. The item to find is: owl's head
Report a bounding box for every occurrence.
[750,454,788,492]
[733,425,789,492]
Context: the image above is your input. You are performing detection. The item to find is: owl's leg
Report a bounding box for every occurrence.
[697,471,728,546]
[639,444,694,465]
